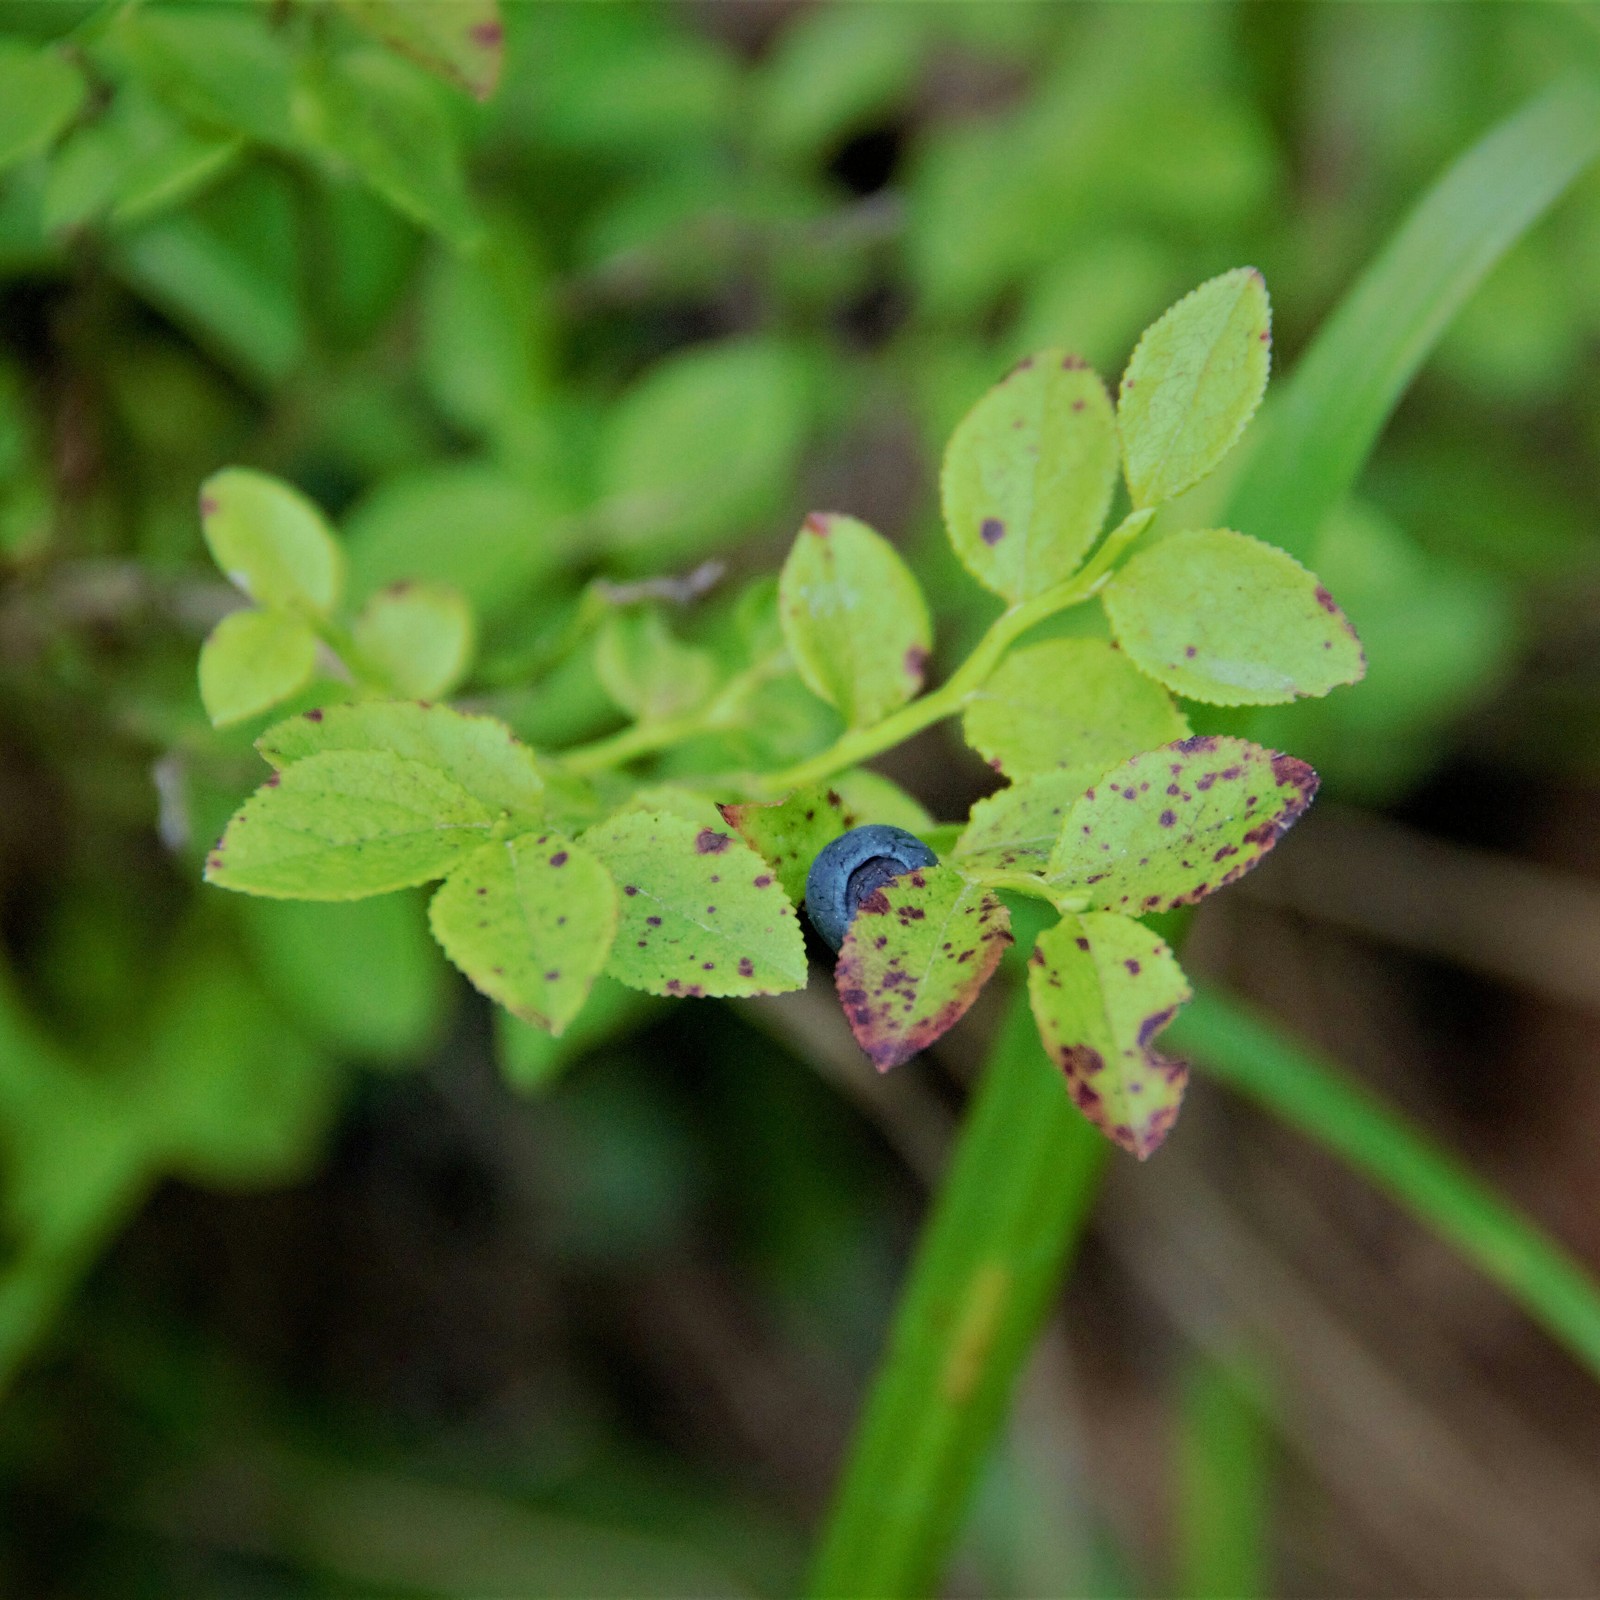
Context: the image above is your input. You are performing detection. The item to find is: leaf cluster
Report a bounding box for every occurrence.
[204,270,1363,1157]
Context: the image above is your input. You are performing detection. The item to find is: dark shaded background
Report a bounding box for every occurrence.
[4,3,1600,1595]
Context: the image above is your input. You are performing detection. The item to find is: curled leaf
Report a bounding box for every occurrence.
[1028,912,1191,1159]
[1048,736,1318,913]
[834,863,1011,1071]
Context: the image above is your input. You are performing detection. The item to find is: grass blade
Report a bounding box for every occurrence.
[1170,987,1600,1380]
[1176,1354,1271,1600]
[806,985,1108,1599]
[1226,73,1600,558]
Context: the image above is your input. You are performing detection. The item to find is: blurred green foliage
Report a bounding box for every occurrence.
[4,3,1600,1595]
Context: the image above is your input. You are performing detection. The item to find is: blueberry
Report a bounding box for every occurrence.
[804,824,939,952]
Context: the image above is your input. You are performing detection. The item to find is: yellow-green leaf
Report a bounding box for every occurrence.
[354,580,476,698]
[779,512,932,728]
[1048,737,1318,914]
[429,833,616,1034]
[834,864,1011,1071]
[1102,528,1366,705]
[962,638,1189,779]
[941,351,1118,601]
[205,750,495,900]
[595,608,716,722]
[198,608,317,728]
[719,771,932,906]
[582,811,807,998]
[1118,268,1271,508]
[1028,912,1191,1159]
[338,0,504,102]
[951,769,1096,872]
[258,700,543,821]
[200,467,344,615]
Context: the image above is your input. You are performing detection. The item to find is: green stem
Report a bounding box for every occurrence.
[807,985,1109,1599]
[757,514,1151,800]
[1170,986,1600,1380]
[559,657,779,777]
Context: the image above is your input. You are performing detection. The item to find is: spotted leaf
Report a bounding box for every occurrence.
[582,811,807,998]
[952,769,1097,871]
[1048,736,1317,913]
[205,750,494,900]
[258,700,542,821]
[429,833,616,1034]
[1118,267,1270,508]
[778,512,932,728]
[1028,912,1191,1159]
[962,638,1188,779]
[834,864,1011,1071]
[1103,528,1366,705]
[941,350,1119,602]
[719,771,932,906]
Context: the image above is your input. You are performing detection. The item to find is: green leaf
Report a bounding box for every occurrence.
[205,750,495,900]
[1027,912,1191,1159]
[1171,986,1600,1385]
[1117,267,1270,509]
[113,209,306,386]
[719,772,933,906]
[297,48,480,249]
[834,864,1011,1071]
[1225,75,1600,560]
[940,352,1118,601]
[137,939,333,1186]
[0,40,84,175]
[581,811,807,998]
[496,977,660,1095]
[44,85,241,233]
[339,0,505,101]
[115,6,297,150]
[962,638,1188,779]
[807,990,1108,1600]
[198,608,318,728]
[343,462,568,623]
[430,833,616,1034]
[1102,528,1365,705]
[239,891,448,1063]
[595,608,716,722]
[598,338,809,561]
[258,700,543,821]
[200,467,344,615]
[778,513,932,728]
[1048,736,1317,914]
[951,769,1096,871]
[353,580,476,698]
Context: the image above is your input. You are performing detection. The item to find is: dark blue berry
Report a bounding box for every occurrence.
[804,824,939,951]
